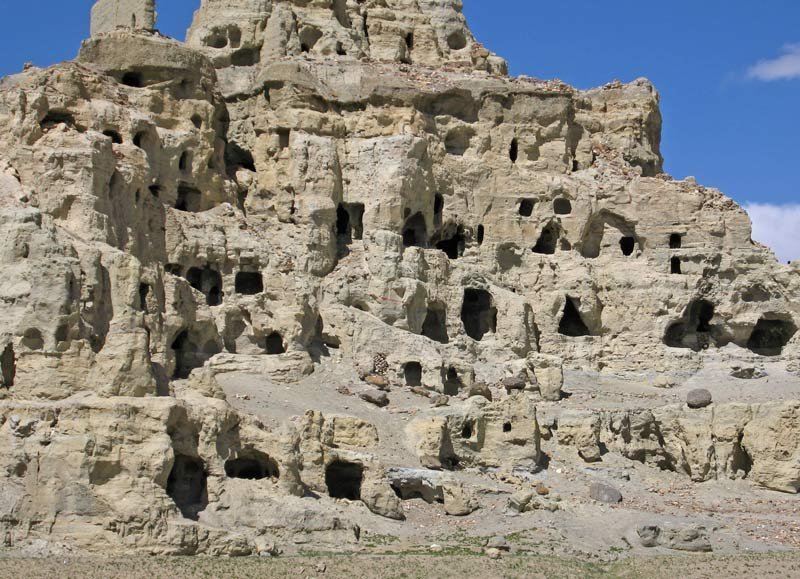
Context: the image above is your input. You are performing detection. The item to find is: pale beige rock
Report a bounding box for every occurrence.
[0,0,798,557]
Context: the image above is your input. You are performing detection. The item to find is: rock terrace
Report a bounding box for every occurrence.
[0,0,798,559]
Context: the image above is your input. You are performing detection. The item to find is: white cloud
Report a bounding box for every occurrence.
[747,44,800,81]
[744,203,800,263]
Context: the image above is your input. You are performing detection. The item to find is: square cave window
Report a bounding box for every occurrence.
[235,271,263,295]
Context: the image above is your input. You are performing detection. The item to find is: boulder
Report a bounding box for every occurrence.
[589,482,623,504]
[687,389,713,409]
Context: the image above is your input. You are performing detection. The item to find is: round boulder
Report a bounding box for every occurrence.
[687,389,712,409]
[589,482,622,504]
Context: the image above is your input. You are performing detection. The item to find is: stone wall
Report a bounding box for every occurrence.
[90,0,156,36]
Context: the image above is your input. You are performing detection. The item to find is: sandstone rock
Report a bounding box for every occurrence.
[359,390,389,408]
[364,374,390,389]
[501,375,526,393]
[485,536,510,551]
[687,389,713,409]
[636,524,712,552]
[0,0,798,557]
[557,411,603,463]
[529,354,564,401]
[442,481,478,516]
[409,393,540,470]
[589,483,623,504]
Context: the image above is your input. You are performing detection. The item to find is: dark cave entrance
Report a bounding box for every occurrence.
[422,303,449,344]
[558,297,590,337]
[461,289,497,341]
[664,299,716,351]
[225,452,279,480]
[443,366,463,396]
[435,226,466,259]
[325,461,363,501]
[265,332,286,355]
[171,330,221,379]
[404,362,423,387]
[402,212,427,248]
[235,271,263,295]
[518,199,534,217]
[175,183,202,212]
[186,266,223,306]
[167,455,207,520]
[746,318,797,356]
[619,236,636,256]
[532,222,561,255]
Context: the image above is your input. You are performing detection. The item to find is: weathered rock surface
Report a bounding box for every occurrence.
[637,523,713,552]
[0,0,798,558]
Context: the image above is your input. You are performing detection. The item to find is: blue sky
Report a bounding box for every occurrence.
[0,1,798,260]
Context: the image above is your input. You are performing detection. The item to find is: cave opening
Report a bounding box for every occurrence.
[166,455,207,520]
[225,452,279,480]
[532,222,560,255]
[461,288,497,341]
[518,199,534,217]
[509,138,519,163]
[664,299,716,351]
[402,212,427,248]
[554,198,572,215]
[671,257,682,274]
[103,129,122,144]
[669,233,683,249]
[175,183,202,212]
[436,226,466,259]
[558,297,591,337]
[171,330,221,379]
[422,303,449,344]
[138,283,150,312]
[1,344,15,388]
[620,236,636,256]
[746,318,797,356]
[186,266,223,306]
[325,461,363,501]
[444,366,463,396]
[265,332,286,355]
[235,271,263,295]
[121,72,143,88]
[404,362,423,387]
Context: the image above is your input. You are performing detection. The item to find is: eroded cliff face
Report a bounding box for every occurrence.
[0,0,798,556]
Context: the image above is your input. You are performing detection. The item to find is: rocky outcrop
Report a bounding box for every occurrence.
[407,392,541,470]
[556,401,800,492]
[0,0,799,556]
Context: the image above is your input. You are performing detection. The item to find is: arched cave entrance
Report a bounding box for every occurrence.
[404,362,423,387]
[225,451,280,480]
[461,289,497,341]
[532,222,563,255]
[264,332,286,355]
[402,212,427,248]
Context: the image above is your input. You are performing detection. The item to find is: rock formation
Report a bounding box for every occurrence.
[0,0,798,558]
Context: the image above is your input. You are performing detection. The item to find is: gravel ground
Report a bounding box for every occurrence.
[2,552,800,579]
